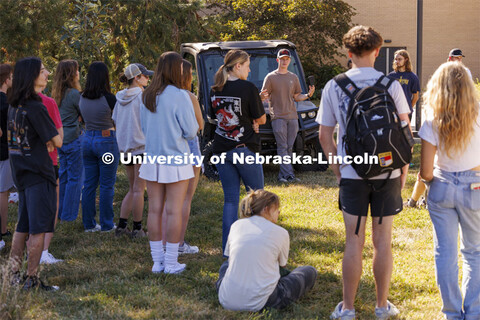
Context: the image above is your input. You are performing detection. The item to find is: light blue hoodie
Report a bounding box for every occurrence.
[140,85,198,164]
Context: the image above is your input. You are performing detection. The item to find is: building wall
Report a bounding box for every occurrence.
[343,0,479,87]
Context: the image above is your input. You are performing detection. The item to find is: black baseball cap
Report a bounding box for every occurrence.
[449,48,465,57]
[277,49,291,59]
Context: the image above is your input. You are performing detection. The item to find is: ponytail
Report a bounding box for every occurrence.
[211,50,249,92]
[239,190,280,219]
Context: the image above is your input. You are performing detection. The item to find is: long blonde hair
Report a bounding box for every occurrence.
[422,61,479,157]
[211,50,249,92]
[239,190,279,220]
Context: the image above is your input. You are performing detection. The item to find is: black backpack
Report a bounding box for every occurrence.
[334,73,414,180]
[334,74,414,234]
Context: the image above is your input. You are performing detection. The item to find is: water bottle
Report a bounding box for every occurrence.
[401,120,415,147]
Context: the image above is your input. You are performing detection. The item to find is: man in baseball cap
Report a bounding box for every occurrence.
[124,63,154,80]
[447,48,472,79]
[261,48,315,183]
[277,48,291,59]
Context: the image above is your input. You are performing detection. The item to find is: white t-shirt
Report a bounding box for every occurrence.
[218,215,290,311]
[418,108,480,172]
[316,67,411,179]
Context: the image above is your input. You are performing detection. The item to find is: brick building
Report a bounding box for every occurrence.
[343,0,479,87]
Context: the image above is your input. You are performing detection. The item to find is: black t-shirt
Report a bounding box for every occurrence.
[0,92,8,161]
[210,79,265,154]
[7,100,58,190]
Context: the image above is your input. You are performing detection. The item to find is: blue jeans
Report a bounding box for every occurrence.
[81,130,119,231]
[58,135,84,221]
[427,168,480,320]
[216,147,264,253]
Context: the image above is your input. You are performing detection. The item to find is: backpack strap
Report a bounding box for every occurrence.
[334,73,360,100]
[374,75,396,90]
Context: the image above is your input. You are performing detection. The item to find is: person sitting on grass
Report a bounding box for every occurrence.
[216,189,317,311]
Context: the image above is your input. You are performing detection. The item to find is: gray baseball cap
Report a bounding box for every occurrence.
[124,63,154,80]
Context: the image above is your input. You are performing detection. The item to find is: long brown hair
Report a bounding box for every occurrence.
[239,190,280,220]
[52,59,81,106]
[423,61,479,157]
[211,50,249,92]
[393,49,413,72]
[181,59,192,91]
[143,51,183,112]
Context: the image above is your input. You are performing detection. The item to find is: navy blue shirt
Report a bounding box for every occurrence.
[388,71,420,112]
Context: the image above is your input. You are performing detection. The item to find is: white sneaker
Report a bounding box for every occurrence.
[40,252,64,264]
[0,240,5,250]
[375,301,400,319]
[101,223,117,232]
[85,224,101,232]
[152,262,165,273]
[178,242,199,254]
[8,192,18,204]
[331,302,355,320]
[164,262,186,274]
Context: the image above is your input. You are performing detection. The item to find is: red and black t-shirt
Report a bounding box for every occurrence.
[210,79,265,154]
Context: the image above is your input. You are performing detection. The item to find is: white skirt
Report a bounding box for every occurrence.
[139,162,194,183]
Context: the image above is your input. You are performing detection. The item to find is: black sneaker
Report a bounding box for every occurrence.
[1,230,12,237]
[22,276,59,291]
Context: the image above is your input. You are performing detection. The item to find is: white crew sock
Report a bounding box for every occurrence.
[165,242,180,267]
[150,241,165,272]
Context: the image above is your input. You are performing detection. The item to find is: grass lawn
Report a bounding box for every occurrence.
[0,144,446,319]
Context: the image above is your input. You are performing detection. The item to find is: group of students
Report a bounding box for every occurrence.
[0,24,479,319]
[0,52,204,289]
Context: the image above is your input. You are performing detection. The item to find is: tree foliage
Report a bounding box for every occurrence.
[0,0,212,88]
[0,0,354,90]
[207,0,355,67]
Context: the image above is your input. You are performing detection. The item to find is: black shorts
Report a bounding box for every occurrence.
[16,181,56,234]
[339,177,403,218]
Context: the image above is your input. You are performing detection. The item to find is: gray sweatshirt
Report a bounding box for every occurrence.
[112,87,145,154]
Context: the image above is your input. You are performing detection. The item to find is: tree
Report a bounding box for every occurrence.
[206,0,355,88]
[0,0,67,63]
[0,0,213,89]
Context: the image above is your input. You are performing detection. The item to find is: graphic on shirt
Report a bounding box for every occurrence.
[7,107,31,156]
[397,77,409,85]
[211,95,244,141]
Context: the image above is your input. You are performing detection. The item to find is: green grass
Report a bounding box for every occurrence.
[0,144,446,319]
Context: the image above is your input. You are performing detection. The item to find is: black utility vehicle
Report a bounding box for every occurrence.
[181,40,328,179]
